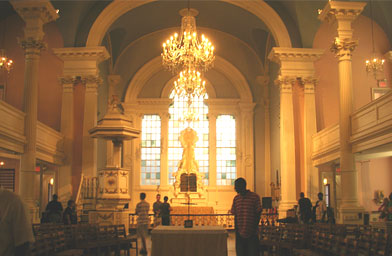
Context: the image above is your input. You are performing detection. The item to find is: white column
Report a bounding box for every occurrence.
[303,78,318,201]
[57,77,75,201]
[52,47,109,180]
[82,76,101,177]
[12,1,58,221]
[269,47,324,215]
[319,0,365,223]
[277,76,297,216]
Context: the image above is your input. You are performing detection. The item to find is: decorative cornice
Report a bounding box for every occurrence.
[268,47,324,64]
[52,47,110,62]
[11,1,59,24]
[318,1,366,23]
[330,38,357,59]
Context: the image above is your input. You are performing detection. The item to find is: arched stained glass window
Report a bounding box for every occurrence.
[216,115,236,185]
[141,115,161,185]
[168,92,209,185]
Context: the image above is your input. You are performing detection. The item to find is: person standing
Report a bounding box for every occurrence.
[152,194,162,227]
[136,192,150,255]
[160,196,172,226]
[45,194,63,223]
[298,192,312,224]
[63,200,77,225]
[0,186,35,256]
[315,192,327,223]
[230,178,262,256]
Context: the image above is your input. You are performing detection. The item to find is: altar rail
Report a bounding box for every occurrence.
[129,213,279,230]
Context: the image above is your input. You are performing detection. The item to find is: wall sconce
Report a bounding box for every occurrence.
[323,178,328,185]
[50,178,54,185]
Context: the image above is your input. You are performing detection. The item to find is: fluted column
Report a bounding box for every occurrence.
[12,1,58,220]
[276,76,297,216]
[303,78,318,201]
[57,77,75,201]
[319,1,365,223]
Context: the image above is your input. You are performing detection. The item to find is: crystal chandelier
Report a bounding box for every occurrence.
[0,49,13,72]
[173,67,206,98]
[162,8,215,73]
[365,0,384,80]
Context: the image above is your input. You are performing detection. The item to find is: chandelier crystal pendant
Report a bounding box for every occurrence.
[173,66,206,99]
[0,49,13,72]
[162,8,215,73]
[365,0,385,80]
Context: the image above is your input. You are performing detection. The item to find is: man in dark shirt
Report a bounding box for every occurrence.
[160,196,172,226]
[231,178,262,256]
[63,200,77,225]
[45,194,63,223]
[298,192,312,224]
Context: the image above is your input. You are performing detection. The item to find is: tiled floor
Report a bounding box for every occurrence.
[130,230,236,256]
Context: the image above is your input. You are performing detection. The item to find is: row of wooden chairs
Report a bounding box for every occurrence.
[31,223,138,256]
[260,223,392,256]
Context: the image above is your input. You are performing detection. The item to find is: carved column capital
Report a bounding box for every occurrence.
[275,76,297,93]
[11,1,59,40]
[331,38,357,60]
[19,38,46,55]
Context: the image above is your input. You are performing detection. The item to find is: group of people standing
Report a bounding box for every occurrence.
[298,192,330,224]
[135,193,172,255]
[42,194,77,225]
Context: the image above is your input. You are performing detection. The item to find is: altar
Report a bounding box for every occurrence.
[151,226,228,256]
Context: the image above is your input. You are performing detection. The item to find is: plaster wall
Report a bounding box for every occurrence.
[357,157,392,212]
[313,15,391,130]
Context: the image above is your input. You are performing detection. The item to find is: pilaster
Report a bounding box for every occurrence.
[319,1,365,223]
[256,75,271,197]
[208,112,217,188]
[57,77,76,201]
[159,111,169,188]
[12,0,58,222]
[238,102,256,191]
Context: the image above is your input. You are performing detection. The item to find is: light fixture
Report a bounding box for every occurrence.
[323,178,328,185]
[50,178,54,185]
[365,0,385,80]
[162,8,215,73]
[0,161,4,166]
[173,67,206,98]
[0,49,13,72]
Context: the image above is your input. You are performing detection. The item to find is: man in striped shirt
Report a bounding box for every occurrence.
[231,178,262,256]
[136,192,150,255]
